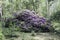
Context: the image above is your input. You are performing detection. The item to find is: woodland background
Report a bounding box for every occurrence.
[0,0,60,40]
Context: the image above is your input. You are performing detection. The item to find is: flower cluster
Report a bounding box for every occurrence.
[5,9,54,32]
[14,9,53,32]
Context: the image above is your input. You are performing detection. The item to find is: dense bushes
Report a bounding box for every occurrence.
[4,9,54,32]
[50,11,60,22]
[0,22,5,40]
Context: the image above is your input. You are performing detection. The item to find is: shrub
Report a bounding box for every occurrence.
[5,9,54,32]
[13,9,54,32]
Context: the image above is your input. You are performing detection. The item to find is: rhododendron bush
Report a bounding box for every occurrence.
[5,10,54,32]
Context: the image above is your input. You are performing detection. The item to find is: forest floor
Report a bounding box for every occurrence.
[5,32,60,40]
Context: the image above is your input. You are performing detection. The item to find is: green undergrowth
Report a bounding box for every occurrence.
[5,32,60,40]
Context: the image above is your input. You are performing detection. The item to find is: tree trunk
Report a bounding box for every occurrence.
[0,1,2,20]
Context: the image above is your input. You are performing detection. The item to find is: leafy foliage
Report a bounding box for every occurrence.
[50,11,60,22]
[4,10,54,32]
[0,22,5,40]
